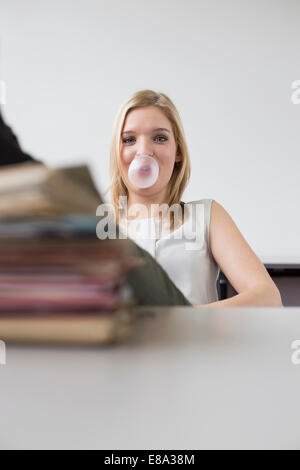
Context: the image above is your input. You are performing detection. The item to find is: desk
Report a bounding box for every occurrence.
[0,306,300,450]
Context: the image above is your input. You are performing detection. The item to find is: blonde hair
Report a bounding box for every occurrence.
[107,89,191,230]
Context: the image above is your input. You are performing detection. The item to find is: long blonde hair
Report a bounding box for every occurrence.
[108,89,191,230]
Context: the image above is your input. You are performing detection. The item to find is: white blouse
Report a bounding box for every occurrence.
[119,199,220,306]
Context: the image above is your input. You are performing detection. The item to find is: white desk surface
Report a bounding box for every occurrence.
[1,306,300,450]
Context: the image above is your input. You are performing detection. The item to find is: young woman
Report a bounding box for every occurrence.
[108,89,282,308]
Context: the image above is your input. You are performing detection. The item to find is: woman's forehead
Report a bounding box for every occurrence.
[123,107,172,133]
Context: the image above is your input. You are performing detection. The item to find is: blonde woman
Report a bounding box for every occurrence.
[108,90,282,308]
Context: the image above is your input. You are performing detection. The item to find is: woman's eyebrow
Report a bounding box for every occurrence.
[122,127,171,135]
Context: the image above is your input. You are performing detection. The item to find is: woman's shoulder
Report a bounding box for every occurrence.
[183,198,216,213]
[184,198,215,205]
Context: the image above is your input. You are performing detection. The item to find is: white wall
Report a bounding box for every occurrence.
[0,0,299,261]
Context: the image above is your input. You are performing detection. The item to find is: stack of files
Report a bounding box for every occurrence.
[0,163,142,345]
[0,161,104,218]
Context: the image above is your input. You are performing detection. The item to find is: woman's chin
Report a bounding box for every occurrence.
[129,182,158,193]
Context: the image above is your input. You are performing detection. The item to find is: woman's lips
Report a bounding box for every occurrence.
[139,166,151,172]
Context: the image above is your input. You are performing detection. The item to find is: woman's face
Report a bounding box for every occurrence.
[120,106,181,198]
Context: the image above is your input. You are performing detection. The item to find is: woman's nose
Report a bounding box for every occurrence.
[136,151,154,158]
[136,137,154,157]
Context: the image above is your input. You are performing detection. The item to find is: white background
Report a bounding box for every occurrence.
[0,0,299,261]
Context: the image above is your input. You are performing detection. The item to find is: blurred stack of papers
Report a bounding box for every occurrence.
[0,162,103,218]
[0,163,141,345]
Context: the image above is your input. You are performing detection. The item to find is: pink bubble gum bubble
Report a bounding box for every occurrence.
[128,155,159,189]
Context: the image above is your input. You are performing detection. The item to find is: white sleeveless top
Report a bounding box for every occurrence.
[119,199,220,306]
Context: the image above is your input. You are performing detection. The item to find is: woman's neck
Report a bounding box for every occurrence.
[124,190,169,220]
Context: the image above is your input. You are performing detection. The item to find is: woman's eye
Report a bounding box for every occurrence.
[155,135,168,142]
[122,137,135,144]
[122,135,168,144]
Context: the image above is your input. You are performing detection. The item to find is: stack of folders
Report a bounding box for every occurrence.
[0,162,142,345]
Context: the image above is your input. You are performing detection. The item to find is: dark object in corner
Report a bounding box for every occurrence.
[0,110,39,167]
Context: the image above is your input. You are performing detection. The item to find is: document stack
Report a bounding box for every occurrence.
[0,162,141,345]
